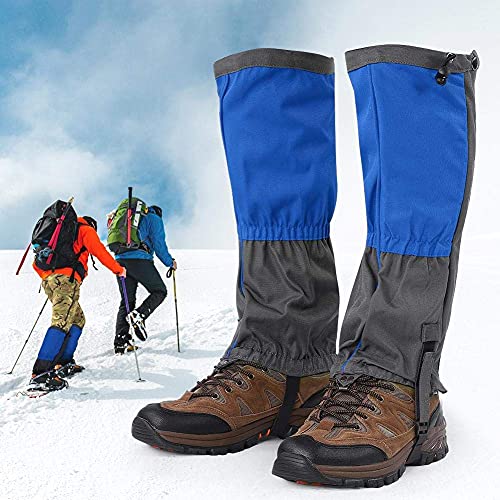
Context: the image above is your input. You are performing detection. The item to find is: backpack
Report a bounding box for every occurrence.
[107,197,149,255]
[32,200,86,281]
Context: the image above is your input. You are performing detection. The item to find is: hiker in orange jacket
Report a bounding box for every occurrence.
[31,216,126,391]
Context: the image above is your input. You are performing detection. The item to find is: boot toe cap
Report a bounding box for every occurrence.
[137,403,231,434]
[278,434,388,466]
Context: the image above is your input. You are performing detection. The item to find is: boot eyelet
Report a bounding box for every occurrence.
[225,388,232,393]
[236,380,243,386]
[212,394,219,400]
[247,374,254,380]
[355,424,360,430]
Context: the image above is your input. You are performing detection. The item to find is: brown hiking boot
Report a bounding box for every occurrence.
[272,374,447,488]
[131,361,329,455]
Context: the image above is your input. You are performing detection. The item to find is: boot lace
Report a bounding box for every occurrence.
[311,375,395,429]
[190,361,266,399]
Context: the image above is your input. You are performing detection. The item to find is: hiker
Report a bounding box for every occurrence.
[31,201,126,392]
[109,200,176,354]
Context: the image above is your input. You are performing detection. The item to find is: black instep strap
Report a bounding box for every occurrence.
[271,375,300,438]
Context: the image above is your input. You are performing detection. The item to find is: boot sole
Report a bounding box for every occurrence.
[131,408,310,455]
[127,316,147,341]
[272,409,448,488]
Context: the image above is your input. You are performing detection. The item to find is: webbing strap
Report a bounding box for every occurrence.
[271,376,300,438]
[414,323,440,446]
[69,246,87,283]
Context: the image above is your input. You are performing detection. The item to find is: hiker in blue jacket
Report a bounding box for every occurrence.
[113,205,177,354]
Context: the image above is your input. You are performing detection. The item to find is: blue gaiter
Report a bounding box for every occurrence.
[334,45,479,393]
[214,48,339,376]
[60,324,83,364]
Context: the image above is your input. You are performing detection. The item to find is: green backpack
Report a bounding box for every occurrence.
[107,197,149,254]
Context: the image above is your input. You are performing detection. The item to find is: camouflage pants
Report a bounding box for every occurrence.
[42,274,85,332]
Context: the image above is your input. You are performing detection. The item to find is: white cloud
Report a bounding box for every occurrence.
[0,0,252,249]
[1,0,496,252]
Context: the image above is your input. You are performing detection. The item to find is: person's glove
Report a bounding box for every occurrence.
[166,260,177,279]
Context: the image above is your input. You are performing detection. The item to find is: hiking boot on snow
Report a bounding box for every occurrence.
[30,371,69,392]
[132,361,329,454]
[56,361,85,378]
[127,310,147,341]
[114,329,136,354]
[272,374,447,488]
[114,343,139,355]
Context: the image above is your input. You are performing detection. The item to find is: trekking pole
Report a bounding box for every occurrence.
[120,276,145,382]
[7,297,49,374]
[127,187,133,247]
[167,266,180,353]
[15,243,32,276]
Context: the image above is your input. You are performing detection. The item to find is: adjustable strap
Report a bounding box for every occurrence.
[414,323,441,447]
[116,242,150,254]
[271,376,300,438]
[70,224,87,283]
[70,246,87,283]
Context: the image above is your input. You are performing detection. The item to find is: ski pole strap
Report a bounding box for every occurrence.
[414,323,441,447]
[166,266,175,278]
[271,375,300,438]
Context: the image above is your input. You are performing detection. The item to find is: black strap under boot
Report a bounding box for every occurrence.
[271,376,300,438]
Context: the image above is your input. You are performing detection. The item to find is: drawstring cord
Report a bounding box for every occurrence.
[435,53,456,85]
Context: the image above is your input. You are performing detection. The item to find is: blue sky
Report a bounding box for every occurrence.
[0,0,292,249]
[0,1,495,250]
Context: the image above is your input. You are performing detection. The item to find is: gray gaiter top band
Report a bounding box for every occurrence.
[214,48,335,78]
[346,44,479,73]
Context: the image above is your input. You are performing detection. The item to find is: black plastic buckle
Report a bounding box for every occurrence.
[416,421,429,435]
[336,373,360,388]
[414,420,430,447]
[470,50,480,70]
[414,350,434,445]
[414,323,441,445]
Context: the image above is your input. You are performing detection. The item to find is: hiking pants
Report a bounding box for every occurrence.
[115,259,167,346]
[43,274,85,330]
[32,274,85,375]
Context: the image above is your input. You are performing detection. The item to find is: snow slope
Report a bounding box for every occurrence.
[1,243,499,500]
